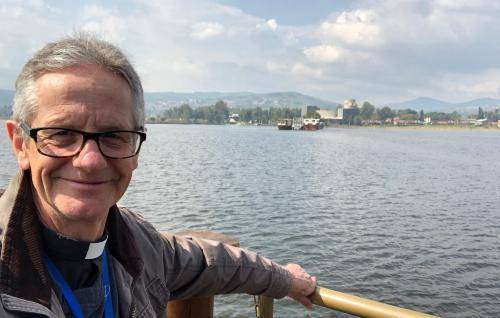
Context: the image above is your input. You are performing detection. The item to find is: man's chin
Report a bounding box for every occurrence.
[53,198,112,222]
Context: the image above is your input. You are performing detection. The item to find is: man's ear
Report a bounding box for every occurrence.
[5,120,31,170]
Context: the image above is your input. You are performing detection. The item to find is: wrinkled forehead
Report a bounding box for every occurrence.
[32,65,136,129]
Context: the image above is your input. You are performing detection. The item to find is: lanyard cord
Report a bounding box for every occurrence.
[44,250,114,318]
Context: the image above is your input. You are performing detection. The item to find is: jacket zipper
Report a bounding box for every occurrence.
[130,303,137,318]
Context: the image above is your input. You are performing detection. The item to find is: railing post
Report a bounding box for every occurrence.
[163,230,240,318]
[255,295,274,318]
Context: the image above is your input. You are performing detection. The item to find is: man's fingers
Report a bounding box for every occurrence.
[284,264,317,309]
[298,296,313,309]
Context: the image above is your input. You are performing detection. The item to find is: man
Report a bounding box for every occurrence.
[0,34,316,317]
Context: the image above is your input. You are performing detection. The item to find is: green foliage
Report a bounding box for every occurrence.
[304,111,321,119]
[478,107,485,119]
[426,111,461,121]
[213,100,229,124]
[179,104,193,120]
[360,102,375,120]
[376,106,395,120]
[161,102,301,124]
[235,107,301,124]
[485,109,500,121]
[397,108,418,120]
[162,100,227,124]
[449,111,462,121]
[419,110,425,121]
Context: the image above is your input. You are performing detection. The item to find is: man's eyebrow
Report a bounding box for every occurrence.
[36,121,134,131]
[98,125,134,131]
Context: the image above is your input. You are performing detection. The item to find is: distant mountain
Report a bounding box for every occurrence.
[388,97,453,111]
[453,98,500,108]
[144,91,337,115]
[0,89,14,117]
[388,96,500,112]
[0,89,14,107]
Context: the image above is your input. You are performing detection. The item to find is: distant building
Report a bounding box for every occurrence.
[316,109,337,119]
[317,109,342,125]
[302,105,320,117]
[337,98,359,121]
[343,99,358,108]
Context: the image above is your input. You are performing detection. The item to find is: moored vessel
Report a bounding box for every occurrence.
[277,119,293,130]
[303,118,324,130]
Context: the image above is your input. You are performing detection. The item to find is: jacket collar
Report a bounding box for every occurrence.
[0,170,143,308]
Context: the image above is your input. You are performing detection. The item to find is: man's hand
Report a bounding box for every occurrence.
[285,263,317,309]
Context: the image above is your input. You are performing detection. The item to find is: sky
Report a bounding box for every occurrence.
[1,0,500,104]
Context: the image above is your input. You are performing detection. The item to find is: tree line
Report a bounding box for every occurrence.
[151,100,500,125]
[156,100,301,124]
[344,102,500,125]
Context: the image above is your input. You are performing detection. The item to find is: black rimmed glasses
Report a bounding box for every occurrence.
[20,122,147,159]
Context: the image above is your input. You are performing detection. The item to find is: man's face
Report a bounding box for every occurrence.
[20,64,138,224]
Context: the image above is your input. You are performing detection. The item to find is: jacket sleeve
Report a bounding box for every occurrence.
[119,208,292,301]
[121,208,292,299]
[160,233,292,300]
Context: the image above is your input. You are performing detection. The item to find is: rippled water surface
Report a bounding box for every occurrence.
[1,122,499,317]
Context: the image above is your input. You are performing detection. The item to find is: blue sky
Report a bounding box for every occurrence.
[1,0,500,104]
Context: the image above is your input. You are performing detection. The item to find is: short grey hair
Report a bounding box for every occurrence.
[13,33,145,128]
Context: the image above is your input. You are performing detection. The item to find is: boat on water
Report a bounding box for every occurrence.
[277,117,324,130]
[303,118,324,130]
[277,118,293,130]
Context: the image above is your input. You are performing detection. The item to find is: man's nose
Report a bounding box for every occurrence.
[73,139,108,170]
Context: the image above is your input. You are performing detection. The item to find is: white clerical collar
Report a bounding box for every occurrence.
[84,237,108,259]
[41,226,109,261]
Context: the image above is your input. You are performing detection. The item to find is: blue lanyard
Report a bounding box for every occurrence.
[44,250,114,318]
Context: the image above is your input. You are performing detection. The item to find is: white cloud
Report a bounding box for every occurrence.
[140,57,205,91]
[266,19,278,31]
[434,69,500,97]
[191,21,225,39]
[434,0,500,10]
[256,18,278,32]
[303,45,344,63]
[266,61,286,73]
[291,63,323,79]
[2,0,500,103]
[321,10,382,47]
[80,5,125,42]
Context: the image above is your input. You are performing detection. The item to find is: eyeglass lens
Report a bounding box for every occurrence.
[36,129,140,158]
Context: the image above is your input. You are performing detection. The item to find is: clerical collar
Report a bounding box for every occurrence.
[42,226,108,261]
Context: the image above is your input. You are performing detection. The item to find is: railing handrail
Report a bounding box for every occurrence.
[310,286,441,318]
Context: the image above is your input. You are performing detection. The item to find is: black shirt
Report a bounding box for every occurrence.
[42,226,117,317]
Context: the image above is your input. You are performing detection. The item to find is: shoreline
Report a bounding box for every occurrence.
[325,124,499,131]
[3,118,498,131]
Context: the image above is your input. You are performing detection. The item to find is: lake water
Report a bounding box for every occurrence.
[1,122,499,317]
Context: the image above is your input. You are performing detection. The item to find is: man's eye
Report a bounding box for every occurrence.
[38,129,72,139]
[51,130,72,137]
[103,132,124,140]
[101,132,131,145]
